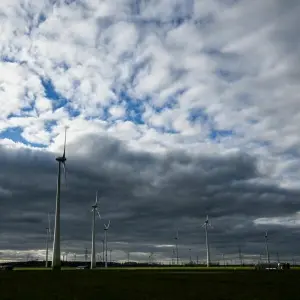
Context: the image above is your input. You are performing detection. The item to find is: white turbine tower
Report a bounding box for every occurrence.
[265,231,270,264]
[45,213,52,268]
[91,191,101,269]
[104,220,111,268]
[52,128,68,271]
[202,215,212,267]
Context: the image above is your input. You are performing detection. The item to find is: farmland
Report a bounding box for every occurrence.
[0,267,298,300]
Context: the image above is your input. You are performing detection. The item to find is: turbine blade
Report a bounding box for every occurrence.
[96,209,101,219]
[95,190,98,205]
[62,161,67,183]
[107,220,111,228]
[48,213,51,239]
[62,127,67,158]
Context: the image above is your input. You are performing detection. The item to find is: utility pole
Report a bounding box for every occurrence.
[189,249,192,264]
[128,252,130,263]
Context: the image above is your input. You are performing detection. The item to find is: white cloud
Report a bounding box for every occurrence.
[254,215,300,228]
[109,105,126,119]
[0,0,299,185]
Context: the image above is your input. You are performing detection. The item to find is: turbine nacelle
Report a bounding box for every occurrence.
[55,127,68,182]
[56,156,67,163]
[104,220,111,231]
[202,215,213,229]
[91,191,101,219]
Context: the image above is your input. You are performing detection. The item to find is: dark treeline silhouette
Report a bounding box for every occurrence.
[0,260,261,268]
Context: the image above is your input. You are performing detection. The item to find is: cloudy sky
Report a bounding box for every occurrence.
[0,0,300,264]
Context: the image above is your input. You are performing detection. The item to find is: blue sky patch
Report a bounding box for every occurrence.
[41,78,69,111]
[188,107,235,142]
[209,129,234,141]
[188,108,210,124]
[0,127,47,148]
[44,120,57,132]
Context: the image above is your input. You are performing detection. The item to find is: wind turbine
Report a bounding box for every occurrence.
[238,246,243,266]
[85,248,88,262]
[265,231,270,264]
[174,230,179,265]
[52,127,68,271]
[276,252,280,264]
[102,240,105,263]
[202,215,212,267]
[172,248,176,265]
[45,213,51,268]
[91,191,101,269]
[104,220,111,268]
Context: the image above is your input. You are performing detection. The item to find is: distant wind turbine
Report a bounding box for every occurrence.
[102,240,105,263]
[265,231,270,264]
[91,191,101,269]
[104,220,111,268]
[174,230,179,265]
[109,249,112,264]
[238,246,243,266]
[85,248,88,262]
[52,127,68,271]
[45,213,51,268]
[202,215,212,267]
[276,252,280,264]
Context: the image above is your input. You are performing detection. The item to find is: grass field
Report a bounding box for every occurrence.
[0,268,298,299]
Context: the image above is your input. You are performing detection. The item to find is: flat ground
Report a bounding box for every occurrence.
[0,268,298,300]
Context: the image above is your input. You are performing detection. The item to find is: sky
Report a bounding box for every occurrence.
[0,0,300,264]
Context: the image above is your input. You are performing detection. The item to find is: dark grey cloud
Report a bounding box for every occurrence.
[1,134,300,263]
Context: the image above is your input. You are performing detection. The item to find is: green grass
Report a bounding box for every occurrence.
[0,268,299,300]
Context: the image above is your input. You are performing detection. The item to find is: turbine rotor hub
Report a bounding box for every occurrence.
[56,156,67,162]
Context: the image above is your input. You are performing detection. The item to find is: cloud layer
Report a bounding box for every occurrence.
[0,0,300,263]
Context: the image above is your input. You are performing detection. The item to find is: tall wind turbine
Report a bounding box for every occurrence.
[174,230,179,265]
[91,191,101,269]
[202,215,212,267]
[45,213,51,268]
[265,231,270,264]
[104,220,111,268]
[52,128,68,271]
